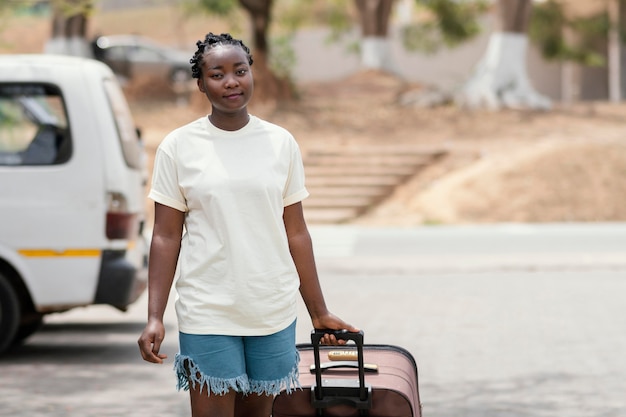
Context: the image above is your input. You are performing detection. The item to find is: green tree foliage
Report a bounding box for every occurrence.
[402,0,489,53]
[181,0,244,34]
[530,0,623,67]
[306,0,489,55]
[0,1,10,31]
[194,0,236,15]
[51,0,94,18]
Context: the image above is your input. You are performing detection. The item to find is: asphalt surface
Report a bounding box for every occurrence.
[2,223,625,417]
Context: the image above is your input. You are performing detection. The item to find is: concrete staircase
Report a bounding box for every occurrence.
[302,146,447,224]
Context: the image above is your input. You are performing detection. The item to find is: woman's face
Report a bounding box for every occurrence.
[197,44,253,115]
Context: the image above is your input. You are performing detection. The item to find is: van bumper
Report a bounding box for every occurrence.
[94,246,148,311]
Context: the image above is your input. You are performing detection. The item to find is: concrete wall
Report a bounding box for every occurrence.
[289,26,618,102]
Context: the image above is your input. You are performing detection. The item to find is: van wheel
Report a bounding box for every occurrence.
[12,315,44,346]
[0,272,21,355]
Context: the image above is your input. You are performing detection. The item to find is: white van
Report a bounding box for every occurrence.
[0,55,148,354]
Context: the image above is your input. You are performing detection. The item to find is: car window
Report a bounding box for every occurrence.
[105,45,128,61]
[102,78,144,170]
[129,46,163,63]
[0,84,71,166]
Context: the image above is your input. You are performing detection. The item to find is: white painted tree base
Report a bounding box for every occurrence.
[361,36,397,73]
[457,32,551,110]
[44,37,93,58]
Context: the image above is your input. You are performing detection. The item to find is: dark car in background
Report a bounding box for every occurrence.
[92,35,193,88]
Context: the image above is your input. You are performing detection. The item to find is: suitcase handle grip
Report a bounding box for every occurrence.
[311,329,363,345]
[310,330,370,410]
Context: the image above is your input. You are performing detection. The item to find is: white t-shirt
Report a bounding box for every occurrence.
[149,115,309,336]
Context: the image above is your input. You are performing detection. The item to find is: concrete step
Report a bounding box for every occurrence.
[305,175,400,187]
[306,147,446,156]
[303,207,360,224]
[301,146,448,224]
[305,154,430,166]
[305,164,417,176]
[304,196,374,209]
[305,186,386,198]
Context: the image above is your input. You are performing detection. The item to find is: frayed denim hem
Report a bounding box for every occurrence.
[174,354,249,395]
[173,350,301,397]
[249,361,302,396]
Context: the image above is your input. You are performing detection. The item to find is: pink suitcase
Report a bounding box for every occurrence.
[273,330,422,417]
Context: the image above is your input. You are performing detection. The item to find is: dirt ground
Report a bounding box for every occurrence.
[130,70,626,226]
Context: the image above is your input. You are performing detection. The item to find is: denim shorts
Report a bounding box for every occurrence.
[174,320,300,396]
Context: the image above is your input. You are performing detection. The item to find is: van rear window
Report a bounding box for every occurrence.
[0,83,71,166]
[102,79,144,170]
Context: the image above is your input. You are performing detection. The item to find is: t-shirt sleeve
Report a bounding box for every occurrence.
[148,146,188,212]
[283,137,309,207]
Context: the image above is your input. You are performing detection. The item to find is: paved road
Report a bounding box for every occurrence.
[2,224,625,417]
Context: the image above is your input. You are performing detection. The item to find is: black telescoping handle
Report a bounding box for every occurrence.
[311,329,368,404]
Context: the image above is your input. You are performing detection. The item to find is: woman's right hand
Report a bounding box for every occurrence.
[137,319,168,364]
[312,312,359,345]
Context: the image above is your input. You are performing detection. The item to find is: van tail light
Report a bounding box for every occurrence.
[106,192,138,240]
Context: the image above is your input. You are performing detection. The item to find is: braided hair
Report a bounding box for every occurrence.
[190,33,254,79]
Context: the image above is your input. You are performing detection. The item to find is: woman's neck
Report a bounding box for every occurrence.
[208,111,250,131]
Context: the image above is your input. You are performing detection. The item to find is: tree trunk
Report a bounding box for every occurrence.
[494,0,532,33]
[355,0,396,71]
[457,0,551,110]
[45,0,93,57]
[238,0,292,103]
[607,0,622,102]
[560,25,581,104]
[239,0,272,54]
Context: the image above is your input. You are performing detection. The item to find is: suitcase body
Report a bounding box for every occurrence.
[273,331,422,417]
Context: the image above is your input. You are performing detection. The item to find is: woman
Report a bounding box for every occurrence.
[137,32,357,417]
